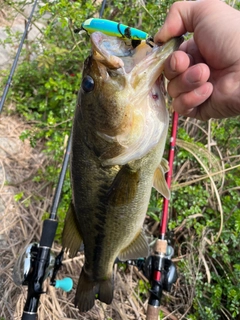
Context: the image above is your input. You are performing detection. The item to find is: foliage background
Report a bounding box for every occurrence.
[1,0,240,319]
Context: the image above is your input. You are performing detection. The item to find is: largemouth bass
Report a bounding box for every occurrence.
[62,32,183,312]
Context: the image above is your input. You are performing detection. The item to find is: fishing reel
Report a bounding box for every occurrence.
[128,243,177,294]
[13,242,73,293]
[145,244,177,291]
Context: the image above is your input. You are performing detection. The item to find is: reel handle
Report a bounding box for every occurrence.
[54,277,73,292]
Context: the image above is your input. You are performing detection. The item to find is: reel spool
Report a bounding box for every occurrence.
[13,242,73,293]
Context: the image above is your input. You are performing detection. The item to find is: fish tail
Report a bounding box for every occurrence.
[98,277,114,305]
[75,269,113,312]
[75,269,96,312]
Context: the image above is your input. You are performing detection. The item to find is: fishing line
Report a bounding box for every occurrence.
[0,0,38,114]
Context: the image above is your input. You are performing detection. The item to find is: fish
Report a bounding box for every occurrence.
[62,31,183,312]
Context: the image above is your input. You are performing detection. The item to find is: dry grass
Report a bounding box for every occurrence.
[0,114,50,319]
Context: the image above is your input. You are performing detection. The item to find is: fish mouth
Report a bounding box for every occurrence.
[90,32,183,100]
[90,31,183,75]
[90,32,183,166]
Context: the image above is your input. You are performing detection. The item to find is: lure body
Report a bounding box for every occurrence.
[81,18,149,40]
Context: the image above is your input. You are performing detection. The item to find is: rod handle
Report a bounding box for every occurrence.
[39,219,58,247]
[146,305,160,320]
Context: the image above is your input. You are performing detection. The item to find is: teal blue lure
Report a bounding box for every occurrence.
[81,18,149,40]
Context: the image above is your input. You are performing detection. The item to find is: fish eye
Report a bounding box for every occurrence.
[82,75,94,92]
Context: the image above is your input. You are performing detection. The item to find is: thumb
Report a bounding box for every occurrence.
[154,1,202,44]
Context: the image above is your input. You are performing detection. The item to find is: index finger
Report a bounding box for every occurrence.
[163,50,191,80]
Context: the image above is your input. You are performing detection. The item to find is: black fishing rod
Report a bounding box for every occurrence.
[0,0,38,113]
[19,133,73,320]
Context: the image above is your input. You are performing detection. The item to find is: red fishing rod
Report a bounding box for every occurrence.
[146,112,179,320]
[160,111,178,239]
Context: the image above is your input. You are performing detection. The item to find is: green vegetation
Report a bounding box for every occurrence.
[168,117,240,319]
[1,0,240,319]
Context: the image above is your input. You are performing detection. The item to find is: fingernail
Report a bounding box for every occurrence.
[186,65,202,83]
[194,84,209,96]
[170,54,177,72]
[154,28,164,45]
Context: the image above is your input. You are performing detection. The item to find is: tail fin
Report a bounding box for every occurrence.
[98,277,113,305]
[75,269,114,312]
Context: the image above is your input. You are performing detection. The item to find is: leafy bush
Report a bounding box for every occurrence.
[168,117,240,319]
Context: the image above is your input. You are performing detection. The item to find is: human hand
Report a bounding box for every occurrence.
[154,0,240,120]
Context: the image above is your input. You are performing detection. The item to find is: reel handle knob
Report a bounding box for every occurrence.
[54,277,73,292]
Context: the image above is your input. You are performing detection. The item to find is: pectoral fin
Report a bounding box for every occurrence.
[118,230,149,261]
[62,202,82,258]
[153,163,170,200]
[107,165,139,206]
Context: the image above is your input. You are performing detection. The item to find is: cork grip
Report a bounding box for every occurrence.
[154,239,167,254]
[146,305,160,320]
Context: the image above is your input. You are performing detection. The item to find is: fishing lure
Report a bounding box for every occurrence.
[80,18,149,40]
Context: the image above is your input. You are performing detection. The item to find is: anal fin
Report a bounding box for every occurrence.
[118,229,149,261]
[62,202,82,258]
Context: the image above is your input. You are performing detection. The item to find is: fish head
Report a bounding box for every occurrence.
[79,32,183,165]
[79,33,130,135]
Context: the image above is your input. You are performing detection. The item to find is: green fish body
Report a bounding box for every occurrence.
[62,32,183,312]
